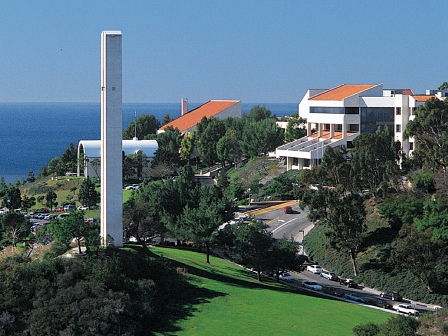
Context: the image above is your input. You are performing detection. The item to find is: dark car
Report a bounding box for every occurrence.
[339,278,359,288]
[380,291,402,301]
[283,206,293,214]
[367,298,393,309]
[323,286,344,297]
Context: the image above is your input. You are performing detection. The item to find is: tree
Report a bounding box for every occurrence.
[269,237,301,281]
[391,223,448,293]
[123,114,160,140]
[240,118,284,157]
[404,98,448,190]
[123,197,166,249]
[246,104,274,122]
[27,169,35,183]
[179,186,233,263]
[78,177,100,208]
[180,130,196,165]
[90,158,101,178]
[229,220,273,281]
[378,194,423,232]
[284,114,307,143]
[21,195,36,212]
[47,157,64,177]
[438,81,448,90]
[1,212,31,251]
[152,126,182,168]
[50,211,99,253]
[325,193,367,276]
[60,143,78,173]
[123,154,137,180]
[350,126,401,196]
[321,146,351,188]
[197,118,226,166]
[45,190,58,210]
[162,113,173,125]
[1,185,22,210]
[413,195,448,242]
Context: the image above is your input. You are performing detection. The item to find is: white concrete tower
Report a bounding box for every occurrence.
[100,31,123,247]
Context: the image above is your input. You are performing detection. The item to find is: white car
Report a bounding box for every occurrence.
[393,304,419,316]
[279,272,295,282]
[78,205,89,210]
[320,270,338,281]
[306,265,323,274]
[302,280,323,291]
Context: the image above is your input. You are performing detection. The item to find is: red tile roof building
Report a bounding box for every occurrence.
[158,100,241,134]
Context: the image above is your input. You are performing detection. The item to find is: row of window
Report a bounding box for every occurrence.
[311,106,417,116]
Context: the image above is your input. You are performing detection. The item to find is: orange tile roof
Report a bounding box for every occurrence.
[412,95,438,102]
[309,84,378,101]
[402,89,414,95]
[159,100,240,132]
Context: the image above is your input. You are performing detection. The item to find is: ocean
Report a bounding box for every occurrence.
[0,102,298,184]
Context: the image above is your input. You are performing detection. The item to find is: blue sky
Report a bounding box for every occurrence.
[1,1,447,103]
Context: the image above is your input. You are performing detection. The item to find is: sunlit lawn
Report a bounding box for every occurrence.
[150,246,392,335]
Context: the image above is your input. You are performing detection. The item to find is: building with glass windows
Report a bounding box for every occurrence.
[276,84,447,171]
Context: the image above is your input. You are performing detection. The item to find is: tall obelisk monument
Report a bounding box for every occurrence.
[100,31,123,247]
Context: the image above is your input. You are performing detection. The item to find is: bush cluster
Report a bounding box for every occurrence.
[0,248,188,335]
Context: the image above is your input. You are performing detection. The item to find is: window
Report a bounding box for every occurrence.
[410,107,415,115]
[349,124,359,132]
[324,124,330,131]
[396,124,401,132]
[409,142,414,150]
[304,159,310,168]
[396,107,401,115]
[345,107,359,114]
[292,158,299,166]
[335,124,342,131]
[347,141,354,149]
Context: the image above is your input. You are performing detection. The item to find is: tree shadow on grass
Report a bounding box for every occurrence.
[145,246,327,334]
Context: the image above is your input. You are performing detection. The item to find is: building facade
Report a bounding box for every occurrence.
[276,84,447,171]
[77,138,158,178]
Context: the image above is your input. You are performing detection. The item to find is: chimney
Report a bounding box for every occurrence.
[181,98,188,116]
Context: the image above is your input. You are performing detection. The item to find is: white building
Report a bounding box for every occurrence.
[276,84,447,171]
[77,138,158,178]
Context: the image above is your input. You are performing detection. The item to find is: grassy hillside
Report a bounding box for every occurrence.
[20,175,134,213]
[149,246,391,335]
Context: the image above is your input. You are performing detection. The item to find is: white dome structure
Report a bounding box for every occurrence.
[77,138,158,178]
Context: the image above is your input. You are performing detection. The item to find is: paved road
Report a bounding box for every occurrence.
[243,201,313,253]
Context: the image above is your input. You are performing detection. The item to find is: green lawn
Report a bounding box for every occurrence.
[150,246,392,335]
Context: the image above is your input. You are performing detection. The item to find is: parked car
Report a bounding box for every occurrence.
[320,270,338,281]
[279,272,295,282]
[306,265,323,274]
[344,293,367,303]
[322,286,344,297]
[367,298,392,309]
[283,206,293,214]
[380,291,402,301]
[78,205,89,210]
[302,280,323,291]
[393,304,419,316]
[64,205,76,211]
[339,278,359,288]
[55,206,64,212]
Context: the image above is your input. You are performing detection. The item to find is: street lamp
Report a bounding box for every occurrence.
[298,230,305,255]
